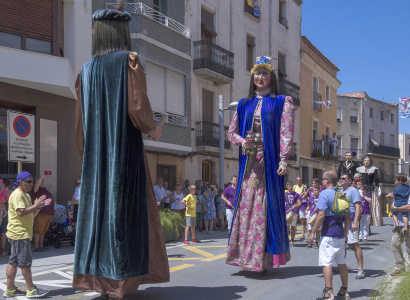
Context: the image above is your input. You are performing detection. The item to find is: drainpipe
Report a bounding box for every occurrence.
[269,0,272,56]
[230,0,233,105]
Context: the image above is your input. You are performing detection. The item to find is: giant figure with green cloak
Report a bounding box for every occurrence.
[73,3,169,298]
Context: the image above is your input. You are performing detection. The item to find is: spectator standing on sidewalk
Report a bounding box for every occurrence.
[170,182,185,216]
[154,177,167,208]
[388,192,410,276]
[182,180,190,196]
[0,178,11,256]
[163,181,172,209]
[181,185,200,244]
[221,176,238,231]
[71,179,81,223]
[31,174,55,252]
[3,171,51,298]
[216,189,226,231]
[203,184,217,234]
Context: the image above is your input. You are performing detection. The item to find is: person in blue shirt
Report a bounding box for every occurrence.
[309,171,351,300]
[387,173,410,237]
[339,173,365,280]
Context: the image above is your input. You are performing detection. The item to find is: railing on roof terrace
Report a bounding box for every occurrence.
[106,3,191,38]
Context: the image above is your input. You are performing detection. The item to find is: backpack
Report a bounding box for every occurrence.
[329,187,351,215]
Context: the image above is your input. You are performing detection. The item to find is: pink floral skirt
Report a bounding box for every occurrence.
[226,153,287,271]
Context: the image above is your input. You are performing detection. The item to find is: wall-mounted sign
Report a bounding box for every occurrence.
[8,111,35,163]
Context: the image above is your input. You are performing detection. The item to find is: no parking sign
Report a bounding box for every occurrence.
[8,111,35,163]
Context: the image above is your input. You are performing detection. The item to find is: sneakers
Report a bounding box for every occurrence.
[184,240,190,245]
[26,285,49,298]
[391,266,405,276]
[355,270,366,279]
[192,238,201,243]
[336,286,351,300]
[3,286,25,298]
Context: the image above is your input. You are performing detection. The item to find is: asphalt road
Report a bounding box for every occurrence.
[0,217,400,299]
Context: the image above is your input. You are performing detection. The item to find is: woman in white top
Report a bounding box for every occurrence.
[71,179,81,223]
[170,182,185,215]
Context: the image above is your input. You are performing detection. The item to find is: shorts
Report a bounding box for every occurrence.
[318,236,346,267]
[0,214,7,234]
[8,238,32,267]
[186,216,196,227]
[196,212,202,221]
[347,229,359,244]
[288,215,297,227]
[34,214,53,234]
[299,209,307,218]
[217,211,225,219]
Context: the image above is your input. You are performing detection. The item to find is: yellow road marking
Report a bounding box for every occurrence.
[170,264,195,273]
[168,257,203,261]
[201,253,226,262]
[182,246,213,257]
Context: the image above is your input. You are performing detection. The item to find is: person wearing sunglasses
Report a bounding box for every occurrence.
[3,171,52,298]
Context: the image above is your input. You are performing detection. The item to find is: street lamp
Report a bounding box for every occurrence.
[219,95,238,189]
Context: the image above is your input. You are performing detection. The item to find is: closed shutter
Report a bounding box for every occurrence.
[166,69,185,116]
[146,62,165,113]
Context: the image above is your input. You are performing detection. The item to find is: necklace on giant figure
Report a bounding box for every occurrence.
[255,88,271,98]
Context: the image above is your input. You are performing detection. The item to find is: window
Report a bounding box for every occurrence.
[325,85,330,102]
[381,111,384,120]
[278,52,287,78]
[313,77,321,111]
[246,35,255,72]
[390,134,395,147]
[337,107,341,121]
[350,138,359,152]
[146,62,186,127]
[313,120,319,148]
[279,0,288,28]
[201,8,216,41]
[0,32,21,49]
[337,136,342,149]
[380,132,384,145]
[380,162,385,174]
[391,113,394,123]
[370,107,373,118]
[244,0,261,19]
[390,163,395,177]
[325,126,330,140]
[153,0,167,23]
[202,160,213,183]
[369,129,374,139]
[350,109,358,123]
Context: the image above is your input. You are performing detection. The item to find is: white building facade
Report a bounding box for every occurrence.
[398,133,410,175]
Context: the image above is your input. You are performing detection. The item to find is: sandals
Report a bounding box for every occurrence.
[314,242,319,249]
[336,286,351,299]
[322,287,334,299]
[290,240,295,246]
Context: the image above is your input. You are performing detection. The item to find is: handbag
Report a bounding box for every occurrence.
[286,211,296,224]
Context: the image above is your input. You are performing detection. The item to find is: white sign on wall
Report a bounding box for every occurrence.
[7,111,35,163]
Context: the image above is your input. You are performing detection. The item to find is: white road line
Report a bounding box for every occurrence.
[54,270,74,280]
[85,292,101,296]
[7,265,74,282]
[15,280,71,289]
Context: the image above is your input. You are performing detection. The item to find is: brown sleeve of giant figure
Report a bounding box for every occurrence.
[127,52,155,134]
[75,75,85,156]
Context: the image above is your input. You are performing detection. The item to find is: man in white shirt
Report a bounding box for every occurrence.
[153,177,167,207]
[389,195,410,275]
[328,132,338,156]
[163,181,172,209]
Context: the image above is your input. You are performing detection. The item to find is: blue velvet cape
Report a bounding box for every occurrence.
[232,95,290,255]
[74,51,149,280]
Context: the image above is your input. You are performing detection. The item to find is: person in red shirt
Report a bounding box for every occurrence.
[31,174,55,252]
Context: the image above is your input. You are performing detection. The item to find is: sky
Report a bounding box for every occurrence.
[301,0,410,134]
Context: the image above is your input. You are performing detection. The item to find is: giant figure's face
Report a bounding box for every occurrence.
[253,67,271,92]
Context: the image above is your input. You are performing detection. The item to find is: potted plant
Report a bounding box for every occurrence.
[159,209,185,242]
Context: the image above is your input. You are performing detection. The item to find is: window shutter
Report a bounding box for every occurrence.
[146,62,165,113]
[166,69,185,116]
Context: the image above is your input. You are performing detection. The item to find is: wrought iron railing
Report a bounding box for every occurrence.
[153,112,187,127]
[196,121,230,149]
[278,78,300,106]
[368,143,401,158]
[337,148,365,161]
[193,40,234,79]
[312,140,338,161]
[106,2,191,38]
[279,16,288,28]
[313,92,322,111]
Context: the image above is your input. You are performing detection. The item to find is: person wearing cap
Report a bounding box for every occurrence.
[226,56,295,272]
[337,151,360,178]
[73,1,169,297]
[3,171,51,298]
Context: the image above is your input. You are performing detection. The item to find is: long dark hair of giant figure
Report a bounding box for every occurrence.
[245,71,280,102]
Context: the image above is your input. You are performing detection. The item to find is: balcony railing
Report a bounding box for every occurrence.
[196,121,230,150]
[193,40,234,82]
[279,78,300,106]
[312,140,338,161]
[337,148,365,161]
[313,92,322,111]
[279,16,288,28]
[106,2,190,38]
[368,141,401,158]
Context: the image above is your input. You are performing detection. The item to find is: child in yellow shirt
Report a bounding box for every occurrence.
[182,185,201,244]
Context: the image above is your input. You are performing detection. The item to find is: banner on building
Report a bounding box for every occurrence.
[399,97,410,118]
[246,0,261,17]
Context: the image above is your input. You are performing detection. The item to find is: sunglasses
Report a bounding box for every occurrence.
[22,180,33,183]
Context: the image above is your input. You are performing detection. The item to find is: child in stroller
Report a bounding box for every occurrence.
[45,204,76,248]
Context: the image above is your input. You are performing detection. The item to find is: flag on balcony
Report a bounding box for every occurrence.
[315,100,331,107]
[247,0,261,17]
[399,97,410,118]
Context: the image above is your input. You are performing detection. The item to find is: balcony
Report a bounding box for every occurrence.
[244,2,260,19]
[196,121,230,153]
[311,140,338,162]
[313,92,322,112]
[337,148,365,161]
[193,40,234,85]
[368,140,401,158]
[278,78,300,107]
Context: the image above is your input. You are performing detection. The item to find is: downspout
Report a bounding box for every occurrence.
[230,0,233,106]
[269,0,272,56]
